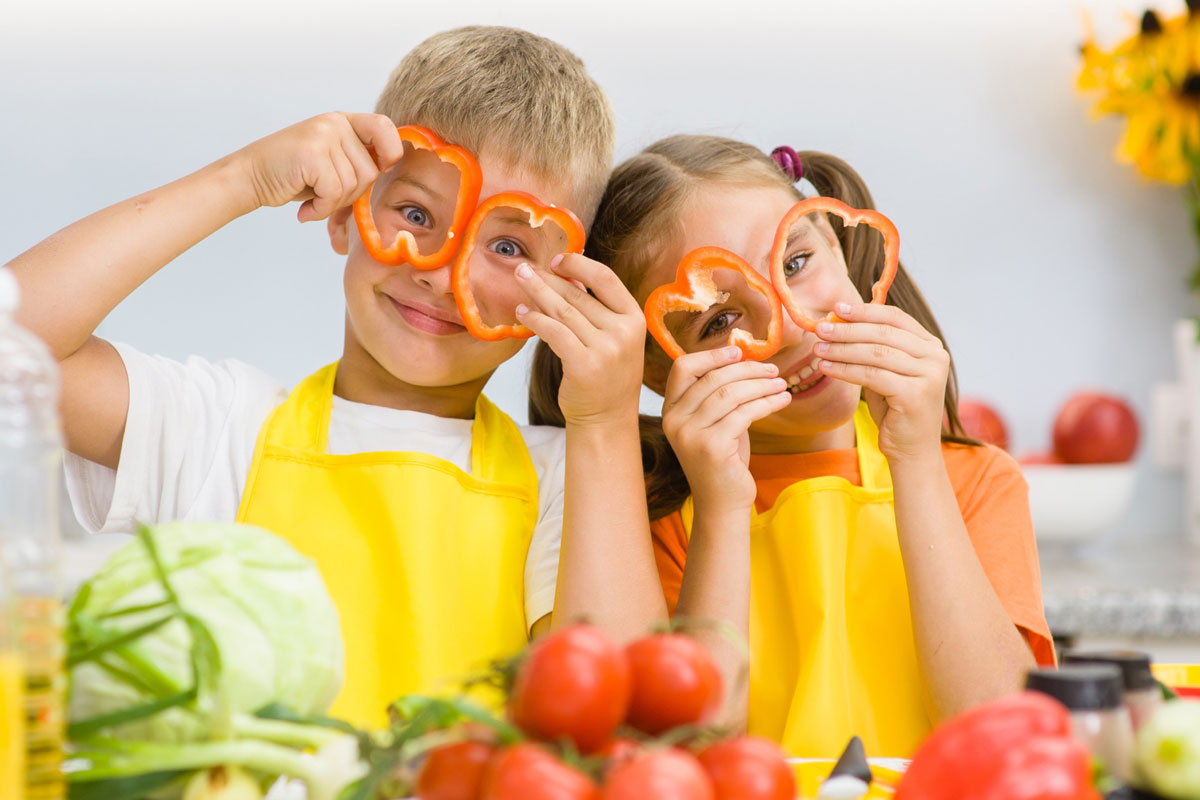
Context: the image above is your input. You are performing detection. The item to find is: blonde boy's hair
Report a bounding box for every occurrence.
[377,26,615,227]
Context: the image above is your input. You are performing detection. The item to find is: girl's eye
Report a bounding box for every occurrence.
[400,206,430,228]
[702,311,736,339]
[783,252,810,278]
[491,239,526,258]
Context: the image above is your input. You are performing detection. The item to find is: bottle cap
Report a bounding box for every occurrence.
[1025,665,1124,710]
[0,268,18,313]
[1063,650,1157,691]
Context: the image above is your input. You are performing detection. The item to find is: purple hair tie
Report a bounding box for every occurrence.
[771,146,803,182]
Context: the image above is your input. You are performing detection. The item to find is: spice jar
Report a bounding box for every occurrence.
[1026,665,1134,782]
[1063,650,1162,732]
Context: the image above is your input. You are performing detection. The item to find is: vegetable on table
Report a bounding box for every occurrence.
[64,522,365,800]
[895,692,1100,800]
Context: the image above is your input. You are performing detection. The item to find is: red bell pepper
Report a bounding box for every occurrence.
[451,191,586,341]
[644,246,783,361]
[895,692,1101,800]
[352,125,483,270]
[768,197,900,331]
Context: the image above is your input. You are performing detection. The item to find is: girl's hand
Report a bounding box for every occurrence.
[813,301,950,463]
[661,348,792,514]
[514,254,647,428]
[231,112,404,222]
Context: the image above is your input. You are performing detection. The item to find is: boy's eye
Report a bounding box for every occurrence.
[783,252,810,278]
[490,238,526,258]
[398,205,431,228]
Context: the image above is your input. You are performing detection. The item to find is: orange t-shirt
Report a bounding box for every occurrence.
[651,442,1056,667]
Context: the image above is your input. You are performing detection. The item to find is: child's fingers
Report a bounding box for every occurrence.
[549,254,643,318]
[686,376,790,431]
[341,138,382,203]
[521,266,610,334]
[813,341,926,378]
[298,146,357,222]
[664,347,750,406]
[516,305,585,364]
[346,112,406,170]
[667,359,781,420]
[832,301,937,342]
[815,318,932,361]
[704,391,794,443]
[814,356,907,397]
[514,264,600,343]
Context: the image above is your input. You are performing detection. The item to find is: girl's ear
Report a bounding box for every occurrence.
[327,207,353,255]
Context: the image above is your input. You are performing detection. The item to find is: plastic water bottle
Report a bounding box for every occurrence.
[0,267,64,799]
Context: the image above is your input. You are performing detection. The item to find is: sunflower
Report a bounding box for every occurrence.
[1079,5,1200,184]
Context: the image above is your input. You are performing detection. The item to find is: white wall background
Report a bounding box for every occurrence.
[3,0,1194,541]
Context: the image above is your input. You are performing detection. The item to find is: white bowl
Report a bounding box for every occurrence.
[1022,463,1137,541]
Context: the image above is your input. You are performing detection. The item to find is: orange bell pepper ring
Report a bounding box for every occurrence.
[644,247,783,361]
[769,197,900,331]
[352,125,483,269]
[451,191,586,341]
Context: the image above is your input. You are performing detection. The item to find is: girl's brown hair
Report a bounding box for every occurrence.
[529,135,974,519]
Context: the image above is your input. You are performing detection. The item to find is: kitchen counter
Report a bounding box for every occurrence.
[1040,539,1200,642]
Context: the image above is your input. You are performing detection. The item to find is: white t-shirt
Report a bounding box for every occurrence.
[64,343,565,628]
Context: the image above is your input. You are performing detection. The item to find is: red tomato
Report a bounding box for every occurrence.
[417,740,497,800]
[624,633,723,735]
[600,749,715,800]
[956,398,1010,451]
[595,738,640,778]
[509,625,632,753]
[697,737,794,800]
[482,743,598,800]
[1052,392,1139,464]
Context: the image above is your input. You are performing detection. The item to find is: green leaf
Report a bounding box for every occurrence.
[67,613,177,667]
[67,688,197,739]
[67,770,185,800]
[254,703,358,735]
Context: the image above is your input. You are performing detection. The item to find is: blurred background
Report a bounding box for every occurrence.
[2,0,1194,551]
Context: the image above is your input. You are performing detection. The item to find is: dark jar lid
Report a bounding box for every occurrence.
[1063,650,1157,692]
[1025,665,1124,711]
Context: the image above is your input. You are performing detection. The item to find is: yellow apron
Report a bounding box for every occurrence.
[680,403,931,758]
[237,363,537,727]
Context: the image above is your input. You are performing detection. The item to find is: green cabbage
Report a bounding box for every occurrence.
[68,521,343,742]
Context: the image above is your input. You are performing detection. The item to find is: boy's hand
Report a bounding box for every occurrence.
[513,254,647,429]
[812,301,950,464]
[233,112,404,222]
[661,348,791,515]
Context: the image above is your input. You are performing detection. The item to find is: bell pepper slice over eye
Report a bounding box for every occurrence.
[644,246,783,361]
[451,191,586,341]
[351,125,483,269]
[768,196,900,331]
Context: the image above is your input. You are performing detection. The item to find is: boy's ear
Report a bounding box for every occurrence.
[327,207,353,256]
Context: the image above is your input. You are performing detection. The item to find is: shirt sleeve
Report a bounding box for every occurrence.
[63,343,285,534]
[951,445,1057,666]
[522,427,566,633]
[651,512,689,617]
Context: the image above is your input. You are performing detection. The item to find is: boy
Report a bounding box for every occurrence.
[7,26,665,726]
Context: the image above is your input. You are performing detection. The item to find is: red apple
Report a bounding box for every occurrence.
[956,398,1010,451]
[1051,392,1139,464]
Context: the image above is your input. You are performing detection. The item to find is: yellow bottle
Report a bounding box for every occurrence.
[1,618,26,800]
[0,267,63,800]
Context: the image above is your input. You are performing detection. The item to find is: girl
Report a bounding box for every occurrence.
[532,136,1053,758]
